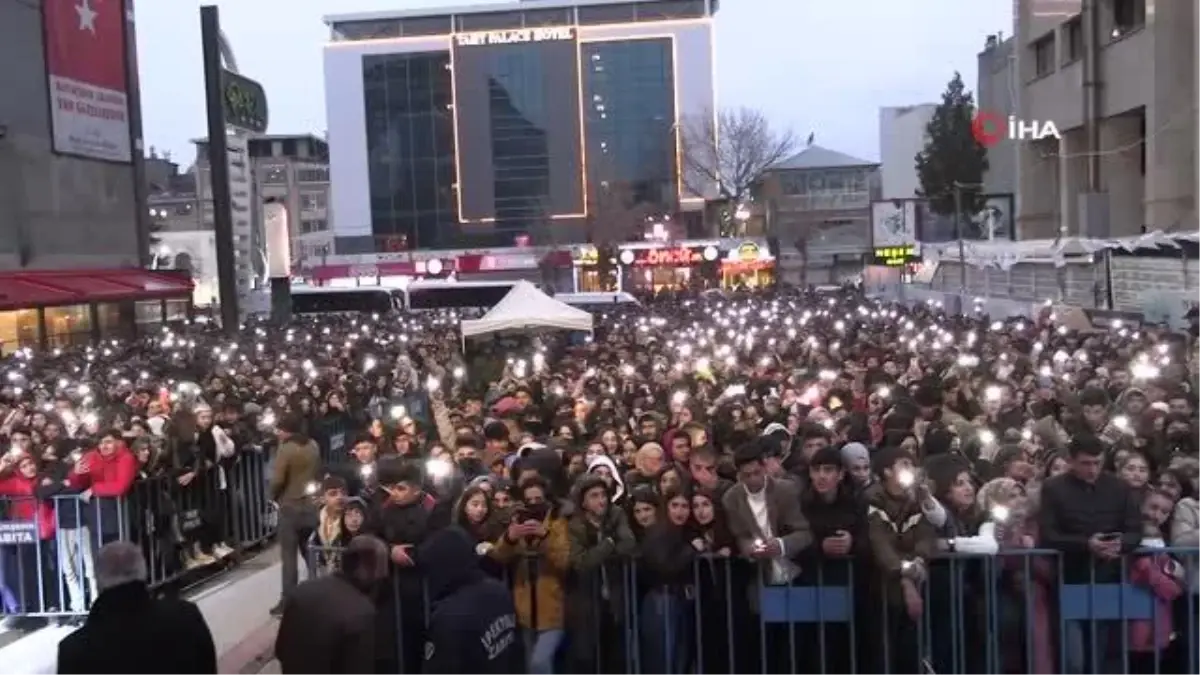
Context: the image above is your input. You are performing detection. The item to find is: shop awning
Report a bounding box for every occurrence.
[0,269,193,311]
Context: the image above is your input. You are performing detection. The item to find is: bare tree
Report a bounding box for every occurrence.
[679,106,798,204]
[585,180,657,245]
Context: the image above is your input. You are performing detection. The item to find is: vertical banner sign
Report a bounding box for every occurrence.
[226,133,254,297]
[263,201,292,279]
[43,0,132,162]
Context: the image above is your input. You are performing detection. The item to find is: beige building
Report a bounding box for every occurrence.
[1014,0,1196,239]
[757,145,881,285]
[193,134,334,286]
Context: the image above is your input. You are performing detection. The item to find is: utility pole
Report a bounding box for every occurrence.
[953,182,967,301]
[200,6,239,333]
[1081,0,1114,309]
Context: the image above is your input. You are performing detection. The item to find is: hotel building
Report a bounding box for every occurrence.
[322,0,718,258]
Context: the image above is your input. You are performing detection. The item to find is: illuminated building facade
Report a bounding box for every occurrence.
[323,0,718,254]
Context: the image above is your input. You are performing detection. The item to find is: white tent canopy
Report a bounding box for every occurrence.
[461,281,594,338]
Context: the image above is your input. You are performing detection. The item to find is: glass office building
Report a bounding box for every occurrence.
[582,38,677,210]
[325,0,717,253]
[362,52,457,251]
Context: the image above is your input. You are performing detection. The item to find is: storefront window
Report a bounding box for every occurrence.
[0,310,41,355]
[165,299,190,322]
[721,263,775,289]
[44,304,92,349]
[97,302,133,341]
[577,266,617,292]
[135,300,164,327]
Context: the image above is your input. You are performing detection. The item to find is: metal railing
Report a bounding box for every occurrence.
[303,543,1199,674]
[0,449,276,618]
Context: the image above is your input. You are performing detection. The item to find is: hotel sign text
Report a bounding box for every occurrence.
[454,27,576,46]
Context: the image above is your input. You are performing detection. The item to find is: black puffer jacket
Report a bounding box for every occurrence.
[421,527,525,674]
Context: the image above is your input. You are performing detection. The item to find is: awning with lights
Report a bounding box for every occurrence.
[0,269,193,311]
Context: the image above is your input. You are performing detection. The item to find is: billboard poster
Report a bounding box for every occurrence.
[870,200,917,248]
[43,0,132,163]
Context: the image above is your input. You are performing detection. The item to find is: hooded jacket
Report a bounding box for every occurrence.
[585,455,625,502]
[421,527,525,674]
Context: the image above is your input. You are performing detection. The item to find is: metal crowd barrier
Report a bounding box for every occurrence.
[0,448,277,619]
[316,419,353,466]
[302,544,1199,675]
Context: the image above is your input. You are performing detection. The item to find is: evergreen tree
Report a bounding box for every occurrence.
[915,72,989,217]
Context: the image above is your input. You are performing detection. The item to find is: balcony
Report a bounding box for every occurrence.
[776,192,871,212]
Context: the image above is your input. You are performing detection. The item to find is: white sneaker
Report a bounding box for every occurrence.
[213,543,235,558]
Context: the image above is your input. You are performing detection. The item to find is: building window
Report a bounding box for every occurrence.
[134,300,164,327]
[261,166,287,184]
[165,299,189,322]
[399,16,453,37]
[0,310,40,355]
[332,20,401,41]
[778,172,806,196]
[457,11,523,31]
[521,8,571,26]
[300,219,328,234]
[300,191,327,211]
[633,0,706,21]
[582,38,676,212]
[1062,15,1083,63]
[296,167,329,183]
[577,3,636,25]
[362,51,458,250]
[44,304,91,348]
[1111,0,1144,38]
[1031,34,1055,78]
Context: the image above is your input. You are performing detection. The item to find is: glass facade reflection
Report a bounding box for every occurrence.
[487,49,551,223]
[452,38,584,235]
[362,52,459,250]
[582,38,676,210]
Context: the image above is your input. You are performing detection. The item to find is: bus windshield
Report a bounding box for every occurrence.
[291,289,399,314]
[405,282,519,311]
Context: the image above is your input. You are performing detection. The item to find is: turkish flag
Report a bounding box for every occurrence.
[43,0,127,92]
[43,0,131,162]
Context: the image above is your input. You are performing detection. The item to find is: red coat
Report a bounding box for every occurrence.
[0,472,56,540]
[70,444,137,497]
[1128,552,1184,653]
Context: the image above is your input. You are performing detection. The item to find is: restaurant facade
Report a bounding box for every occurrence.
[301,238,775,294]
[0,269,194,355]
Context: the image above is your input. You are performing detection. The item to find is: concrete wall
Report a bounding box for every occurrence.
[1015,0,1197,239]
[878,104,935,201]
[0,0,140,271]
[976,37,1018,198]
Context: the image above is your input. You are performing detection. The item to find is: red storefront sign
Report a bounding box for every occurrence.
[630,247,706,266]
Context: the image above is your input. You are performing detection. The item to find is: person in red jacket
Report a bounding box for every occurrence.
[0,451,57,616]
[69,429,138,543]
[70,430,137,498]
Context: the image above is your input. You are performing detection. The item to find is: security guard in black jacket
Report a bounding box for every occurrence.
[420,526,525,674]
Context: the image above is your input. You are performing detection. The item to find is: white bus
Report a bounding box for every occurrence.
[402,280,530,311]
[554,292,641,309]
[289,287,404,314]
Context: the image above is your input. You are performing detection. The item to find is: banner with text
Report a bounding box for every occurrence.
[43,0,132,163]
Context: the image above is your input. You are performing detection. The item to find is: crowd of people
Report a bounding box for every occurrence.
[1,285,1197,674]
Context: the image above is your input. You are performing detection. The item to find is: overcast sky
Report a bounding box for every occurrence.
[135,0,1012,166]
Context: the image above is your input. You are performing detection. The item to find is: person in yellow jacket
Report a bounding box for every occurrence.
[489,475,571,674]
